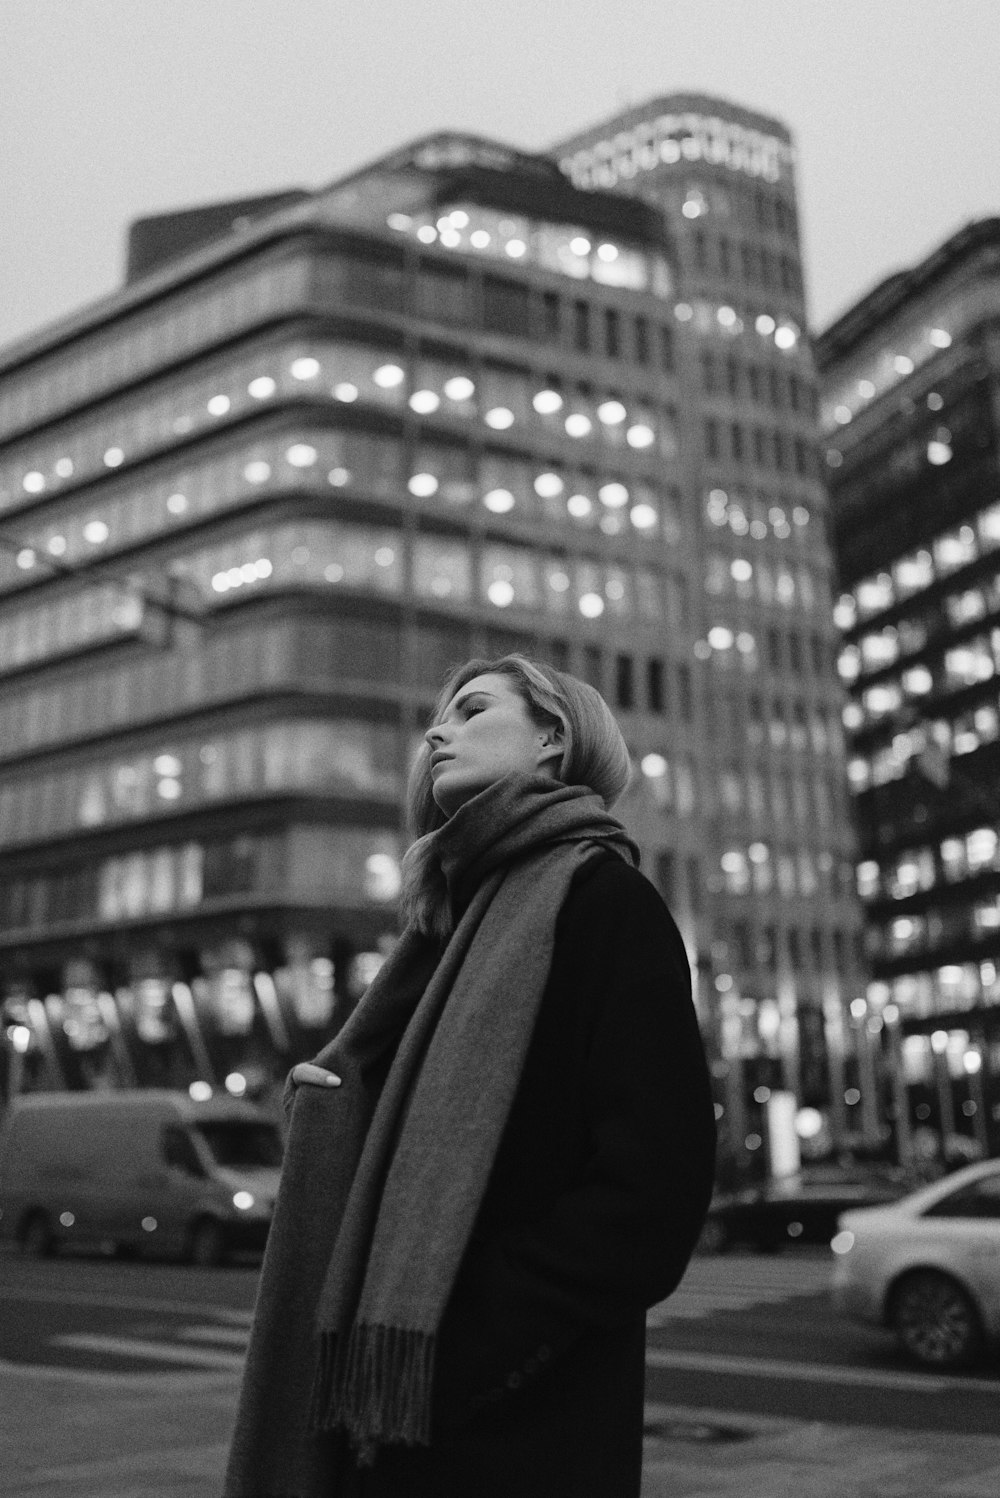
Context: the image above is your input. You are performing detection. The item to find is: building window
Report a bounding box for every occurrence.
[615,653,635,710]
[730,422,744,463]
[701,351,717,393]
[603,307,621,358]
[573,300,591,353]
[647,657,665,713]
[540,291,561,342]
[704,418,721,462]
[725,357,739,397]
[677,661,693,721]
[483,276,531,337]
[633,315,650,365]
[658,325,674,372]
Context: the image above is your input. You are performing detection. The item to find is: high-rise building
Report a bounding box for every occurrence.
[816,217,1000,1166]
[557,98,868,1165]
[0,102,865,1180]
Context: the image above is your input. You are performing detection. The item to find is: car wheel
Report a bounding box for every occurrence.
[20,1211,55,1258]
[890,1270,983,1369]
[187,1218,226,1268]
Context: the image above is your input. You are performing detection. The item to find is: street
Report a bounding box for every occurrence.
[3,1245,1000,1497]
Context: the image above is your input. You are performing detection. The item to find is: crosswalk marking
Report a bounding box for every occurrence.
[180,1325,250,1347]
[648,1256,832,1326]
[51,1333,244,1371]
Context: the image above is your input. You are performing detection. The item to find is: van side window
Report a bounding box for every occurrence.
[161,1125,206,1177]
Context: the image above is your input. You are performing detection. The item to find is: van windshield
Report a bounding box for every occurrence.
[194,1122,283,1168]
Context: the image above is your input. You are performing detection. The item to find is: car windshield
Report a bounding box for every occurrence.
[194,1121,283,1168]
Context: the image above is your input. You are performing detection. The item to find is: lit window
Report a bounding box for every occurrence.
[533,389,563,415]
[409,389,441,414]
[248,376,276,399]
[484,406,515,429]
[730,559,753,582]
[708,626,733,650]
[167,492,188,514]
[598,482,629,509]
[857,379,876,398]
[373,364,405,389]
[630,503,657,530]
[334,382,359,402]
[565,413,592,438]
[444,376,475,402]
[505,239,527,259]
[374,547,395,568]
[16,548,35,569]
[597,243,618,262]
[408,473,439,497]
[104,447,125,467]
[22,471,45,493]
[487,579,515,607]
[244,461,271,484]
[774,325,797,350]
[47,535,67,556]
[207,394,231,416]
[597,400,627,425]
[755,314,776,336]
[54,458,74,478]
[927,440,952,465]
[569,236,591,256]
[674,303,693,322]
[325,563,345,583]
[717,306,737,328]
[157,779,182,801]
[449,211,469,229]
[483,488,515,513]
[387,213,412,231]
[285,444,317,468]
[416,225,437,244]
[567,494,593,519]
[579,592,605,618]
[470,230,490,248]
[834,405,852,425]
[83,519,109,545]
[439,230,461,248]
[928,328,951,349]
[626,423,655,449]
[290,357,320,381]
[328,467,350,487]
[534,472,564,499]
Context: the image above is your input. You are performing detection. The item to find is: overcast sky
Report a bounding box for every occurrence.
[3,0,997,354]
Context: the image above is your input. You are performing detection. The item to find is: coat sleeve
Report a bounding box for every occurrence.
[433,859,716,1427]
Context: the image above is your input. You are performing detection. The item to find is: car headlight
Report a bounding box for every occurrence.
[831,1229,854,1255]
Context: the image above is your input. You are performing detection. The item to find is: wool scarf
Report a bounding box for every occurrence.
[223,772,638,1498]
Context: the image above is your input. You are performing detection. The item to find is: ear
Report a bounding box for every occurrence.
[536,720,564,769]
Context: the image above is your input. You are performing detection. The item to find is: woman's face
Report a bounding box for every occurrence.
[425,673,562,817]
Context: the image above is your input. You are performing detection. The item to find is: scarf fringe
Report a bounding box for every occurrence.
[309,1323,436,1465]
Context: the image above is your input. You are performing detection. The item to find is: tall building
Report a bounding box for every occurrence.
[816,217,1000,1165]
[0,101,865,1180]
[0,134,690,1104]
[557,99,868,1165]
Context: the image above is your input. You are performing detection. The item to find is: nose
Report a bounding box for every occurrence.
[425,721,448,750]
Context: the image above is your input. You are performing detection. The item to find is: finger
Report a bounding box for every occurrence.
[291,1063,342,1087]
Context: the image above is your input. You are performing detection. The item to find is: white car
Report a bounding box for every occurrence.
[831,1159,1000,1369]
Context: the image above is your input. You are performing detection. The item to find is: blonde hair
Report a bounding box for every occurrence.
[400,655,632,938]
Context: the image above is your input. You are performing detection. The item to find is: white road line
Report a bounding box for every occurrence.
[51,1334,244,1370]
[0,1285,252,1319]
[179,1326,249,1346]
[644,1347,1000,1394]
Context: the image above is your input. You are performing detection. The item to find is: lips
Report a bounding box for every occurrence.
[429,751,454,770]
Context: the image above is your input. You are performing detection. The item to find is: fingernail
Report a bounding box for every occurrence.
[326,1075,339,1086]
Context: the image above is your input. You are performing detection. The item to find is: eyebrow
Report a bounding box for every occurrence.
[450,689,497,713]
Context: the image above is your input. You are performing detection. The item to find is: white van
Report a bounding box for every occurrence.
[0,1089,283,1265]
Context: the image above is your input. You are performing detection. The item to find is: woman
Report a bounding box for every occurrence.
[224,655,715,1498]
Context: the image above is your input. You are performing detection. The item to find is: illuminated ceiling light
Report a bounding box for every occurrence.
[717,305,737,328]
[857,379,876,398]
[597,400,627,425]
[285,444,317,467]
[792,505,809,526]
[207,394,231,416]
[373,363,405,388]
[239,562,258,584]
[720,851,745,874]
[243,461,271,483]
[674,302,693,321]
[630,503,657,530]
[569,235,591,255]
[565,413,592,438]
[409,389,441,414]
[534,472,564,498]
[484,406,514,429]
[248,376,276,399]
[22,471,45,493]
[16,548,35,569]
[505,239,527,258]
[154,754,182,777]
[291,357,321,381]
[834,405,852,425]
[324,563,345,583]
[444,376,475,401]
[328,467,350,487]
[626,423,655,449]
[416,225,437,244]
[436,216,451,232]
[598,482,629,509]
[487,579,515,607]
[254,558,273,578]
[104,447,125,467]
[748,842,769,863]
[893,354,914,375]
[547,570,570,592]
[533,389,563,415]
[927,391,944,411]
[83,519,109,545]
[596,242,618,261]
[579,592,605,618]
[755,314,777,337]
[606,578,625,601]
[166,492,188,514]
[730,558,753,582]
[735,632,755,653]
[929,327,952,349]
[826,448,843,468]
[408,472,439,497]
[641,753,668,777]
[927,440,952,466]
[54,457,74,478]
[439,229,462,248]
[211,572,230,593]
[374,547,395,567]
[681,199,702,219]
[470,229,491,248]
[707,625,734,649]
[449,210,469,228]
[774,325,797,350]
[386,212,412,231]
[483,488,515,513]
[749,519,768,539]
[567,493,593,519]
[226,566,244,587]
[47,535,67,556]
[334,382,359,402]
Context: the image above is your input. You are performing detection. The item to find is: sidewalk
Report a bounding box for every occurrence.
[5,1365,1000,1497]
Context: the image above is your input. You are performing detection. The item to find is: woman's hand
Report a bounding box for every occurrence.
[290,1062,342,1089]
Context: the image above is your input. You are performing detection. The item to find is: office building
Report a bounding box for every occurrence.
[816,217,1000,1164]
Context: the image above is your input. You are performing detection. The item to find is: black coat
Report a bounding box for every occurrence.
[340,852,716,1497]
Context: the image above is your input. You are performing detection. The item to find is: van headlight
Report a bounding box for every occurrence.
[232,1191,255,1211]
[831,1229,854,1255]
